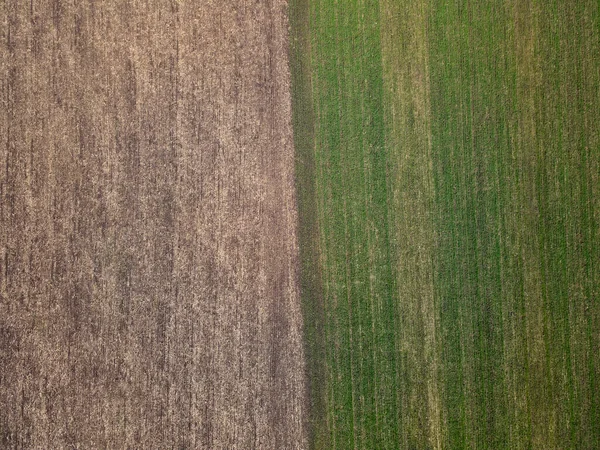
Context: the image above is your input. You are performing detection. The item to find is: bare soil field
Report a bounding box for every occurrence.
[1,1,306,448]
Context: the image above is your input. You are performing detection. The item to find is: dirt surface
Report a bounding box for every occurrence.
[0,1,306,448]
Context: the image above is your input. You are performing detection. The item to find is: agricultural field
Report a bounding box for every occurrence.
[2,0,599,448]
[290,0,600,449]
[1,0,306,448]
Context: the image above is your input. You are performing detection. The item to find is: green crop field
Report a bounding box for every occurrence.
[290,0,600,448]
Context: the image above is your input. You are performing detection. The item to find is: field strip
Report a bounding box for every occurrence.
[1,1,307,447]
[290,0,600,448]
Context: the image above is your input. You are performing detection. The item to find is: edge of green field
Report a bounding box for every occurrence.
[289,0,329,447]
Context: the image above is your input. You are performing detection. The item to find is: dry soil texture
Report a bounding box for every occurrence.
[1,1,306,448]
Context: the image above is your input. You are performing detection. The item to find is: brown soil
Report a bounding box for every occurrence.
[0,1,306,448]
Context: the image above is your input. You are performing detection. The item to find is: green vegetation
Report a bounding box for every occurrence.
[290,0,600,448]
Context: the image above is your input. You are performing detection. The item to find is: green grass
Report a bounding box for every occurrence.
[289,0,600,448]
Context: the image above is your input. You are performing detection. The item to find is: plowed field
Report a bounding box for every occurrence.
[1,1,306,448]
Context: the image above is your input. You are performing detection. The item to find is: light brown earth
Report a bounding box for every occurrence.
[0,1,306,448]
